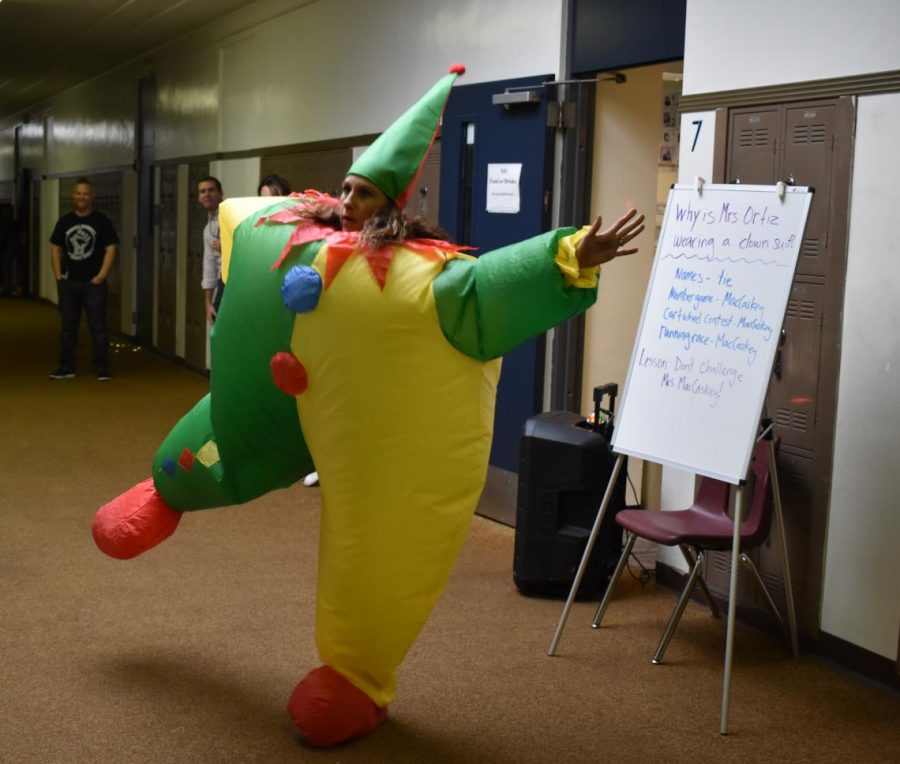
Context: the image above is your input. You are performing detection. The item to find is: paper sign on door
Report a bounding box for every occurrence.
[486,163,522,214]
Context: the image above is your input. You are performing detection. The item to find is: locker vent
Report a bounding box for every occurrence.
[786,298,817,320]
[775,407,809,433]
[792,124,827,144]
[739,128,770,147]
[801,237,820,258]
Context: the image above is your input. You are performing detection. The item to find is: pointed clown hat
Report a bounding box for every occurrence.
[348,63,465,209]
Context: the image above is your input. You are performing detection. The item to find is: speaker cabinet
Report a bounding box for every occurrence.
[514,411,626,598]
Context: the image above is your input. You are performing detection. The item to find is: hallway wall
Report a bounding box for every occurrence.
[1,0,563,180]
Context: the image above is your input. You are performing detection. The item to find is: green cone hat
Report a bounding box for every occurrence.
[348,64,465,209]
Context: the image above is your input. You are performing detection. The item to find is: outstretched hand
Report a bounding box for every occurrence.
[575,208,645,269]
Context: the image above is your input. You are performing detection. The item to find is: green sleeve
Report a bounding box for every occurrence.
[432,227,597,360]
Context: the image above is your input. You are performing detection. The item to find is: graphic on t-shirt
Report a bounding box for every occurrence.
[65,224,98,260]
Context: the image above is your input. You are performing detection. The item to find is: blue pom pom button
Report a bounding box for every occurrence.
[282,265,322,313]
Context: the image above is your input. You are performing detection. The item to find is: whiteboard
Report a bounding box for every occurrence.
[612,183,813,484]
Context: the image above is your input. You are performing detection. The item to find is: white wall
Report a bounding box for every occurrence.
[821,93,900,659]
[684,0,900,95]
[211,157,262,200]
[0,0,563,180]
[203,0,561,155]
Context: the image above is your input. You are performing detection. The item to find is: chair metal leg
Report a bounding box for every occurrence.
[679,545,720,619]
[592,532,636,628]
[652,550,704,665]
[738,552,786,633]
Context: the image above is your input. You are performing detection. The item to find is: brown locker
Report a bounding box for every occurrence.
[770,282,824,452]
[782,104,837,280]
[157,166,177,358]
[711,97,852,636]
[728,107,780,184]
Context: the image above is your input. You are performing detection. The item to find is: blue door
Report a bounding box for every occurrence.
[439,74,553,472]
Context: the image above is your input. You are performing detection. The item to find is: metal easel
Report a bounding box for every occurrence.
[547,400,799,735]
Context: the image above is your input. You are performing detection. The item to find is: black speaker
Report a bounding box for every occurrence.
[513,405,626,599]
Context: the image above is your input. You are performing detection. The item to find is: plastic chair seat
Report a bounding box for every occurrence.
[616,507,748,550]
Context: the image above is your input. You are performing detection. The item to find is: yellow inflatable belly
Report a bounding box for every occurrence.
[291,245,500,705]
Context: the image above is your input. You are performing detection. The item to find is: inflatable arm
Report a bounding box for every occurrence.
[433,227,598,360]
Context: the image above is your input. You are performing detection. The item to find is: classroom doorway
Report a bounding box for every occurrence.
[581,61,685,511]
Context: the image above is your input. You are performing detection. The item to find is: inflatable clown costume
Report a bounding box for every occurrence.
[93,64,639,747]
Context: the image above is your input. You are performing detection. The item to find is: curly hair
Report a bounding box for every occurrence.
[359,205,450,250]
[297,197,451,251]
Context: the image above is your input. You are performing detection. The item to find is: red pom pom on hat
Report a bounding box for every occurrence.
[449,63,466,75]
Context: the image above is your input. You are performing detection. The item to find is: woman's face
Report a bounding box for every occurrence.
[260,185,275,197]
[340,175,389,231]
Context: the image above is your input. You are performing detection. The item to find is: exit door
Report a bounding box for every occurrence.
[439,74,554,473]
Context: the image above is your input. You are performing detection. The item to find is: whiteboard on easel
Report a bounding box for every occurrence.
[611,183,813,484]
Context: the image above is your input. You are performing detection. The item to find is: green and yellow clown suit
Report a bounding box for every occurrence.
[91,65,602,747]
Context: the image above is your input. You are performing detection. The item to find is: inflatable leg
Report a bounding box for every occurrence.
[287,665,387,747]
[92,478,182,559]
[93,395,234,559]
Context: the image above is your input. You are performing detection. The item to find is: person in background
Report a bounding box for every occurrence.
[48,178,118,380]
[198,176,224,324]
[258,174,292,196]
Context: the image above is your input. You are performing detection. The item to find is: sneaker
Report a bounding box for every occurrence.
[49,368,75,380]
[96,370,111,381]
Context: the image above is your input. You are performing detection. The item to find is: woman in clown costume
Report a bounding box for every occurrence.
[93,65,644,747]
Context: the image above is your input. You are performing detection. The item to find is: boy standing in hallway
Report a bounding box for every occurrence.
[197,176,224,324]
[49,178,118,381]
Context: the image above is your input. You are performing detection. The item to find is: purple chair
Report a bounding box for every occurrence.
[592,438,785,664]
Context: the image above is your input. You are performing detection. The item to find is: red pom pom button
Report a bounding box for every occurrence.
[271,351,308,396]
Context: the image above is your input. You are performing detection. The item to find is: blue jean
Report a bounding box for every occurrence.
[58,279,109,372]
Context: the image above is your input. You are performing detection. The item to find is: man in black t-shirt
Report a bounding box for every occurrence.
[49,178,118,380]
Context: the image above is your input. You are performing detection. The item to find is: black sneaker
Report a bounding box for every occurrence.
[49,368,75,380]
[96,370,111,382]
